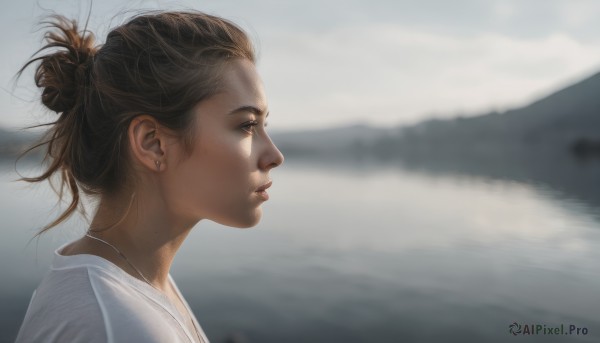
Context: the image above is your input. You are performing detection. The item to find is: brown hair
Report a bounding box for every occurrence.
[14,10,255,237]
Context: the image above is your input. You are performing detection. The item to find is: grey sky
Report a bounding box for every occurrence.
[2,0,600,131]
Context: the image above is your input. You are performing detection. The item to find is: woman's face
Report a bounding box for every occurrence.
[165,58,284,228]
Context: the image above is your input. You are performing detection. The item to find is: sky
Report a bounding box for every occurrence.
[2,0,600,132]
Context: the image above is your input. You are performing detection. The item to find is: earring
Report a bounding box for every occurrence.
[155,160,161,171]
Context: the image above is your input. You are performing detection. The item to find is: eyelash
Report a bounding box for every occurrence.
[241,120,268,134]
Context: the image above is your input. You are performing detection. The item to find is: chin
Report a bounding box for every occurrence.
[215,209,263,229]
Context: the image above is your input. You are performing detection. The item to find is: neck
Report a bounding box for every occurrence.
[87,190,198,292]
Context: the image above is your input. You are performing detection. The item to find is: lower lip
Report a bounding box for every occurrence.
[255,190,269,201]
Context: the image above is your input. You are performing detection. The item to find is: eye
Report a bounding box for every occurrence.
[241,120,259,134]
[241,120,269,134]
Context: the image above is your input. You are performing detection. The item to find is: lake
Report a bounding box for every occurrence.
[1,155,599,342]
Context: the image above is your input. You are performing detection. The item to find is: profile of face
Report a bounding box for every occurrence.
[163,58,284,228]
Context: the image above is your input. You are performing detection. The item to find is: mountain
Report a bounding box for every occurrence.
[371,71,600,159]
[266,71,600,161]
[0,127,43,160]
[268,122,399,158]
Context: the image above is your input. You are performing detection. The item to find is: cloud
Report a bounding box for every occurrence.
[260,23,600,129]
[4,0,600,131]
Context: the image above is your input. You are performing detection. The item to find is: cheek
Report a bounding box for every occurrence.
[173,133,253,218]
[205,136,251,190]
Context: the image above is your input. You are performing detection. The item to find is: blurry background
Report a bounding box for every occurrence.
[2,0,600,342]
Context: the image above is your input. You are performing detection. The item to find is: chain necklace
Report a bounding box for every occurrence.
[85,232,205,343]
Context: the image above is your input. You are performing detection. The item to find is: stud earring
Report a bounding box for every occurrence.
[155,160,161,171]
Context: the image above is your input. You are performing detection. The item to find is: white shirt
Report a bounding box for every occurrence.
[15,240,210,343]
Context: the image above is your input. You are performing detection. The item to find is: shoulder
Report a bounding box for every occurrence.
[85,267,186,341]
[15,267,106,342]
[16,266,184,343]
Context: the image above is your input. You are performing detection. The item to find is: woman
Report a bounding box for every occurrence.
[14,9,284,343]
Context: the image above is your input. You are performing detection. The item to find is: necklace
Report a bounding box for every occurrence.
[85,232,205,343]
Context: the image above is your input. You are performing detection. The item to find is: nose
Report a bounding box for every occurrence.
[259,134,284,170]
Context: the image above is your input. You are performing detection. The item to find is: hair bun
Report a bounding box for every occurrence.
[31,15,98,113]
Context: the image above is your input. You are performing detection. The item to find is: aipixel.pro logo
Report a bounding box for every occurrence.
[509,322,588,336]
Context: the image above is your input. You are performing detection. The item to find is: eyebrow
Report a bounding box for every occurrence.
[227,105,270,118]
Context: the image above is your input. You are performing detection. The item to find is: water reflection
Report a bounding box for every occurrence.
[269,158,600,252]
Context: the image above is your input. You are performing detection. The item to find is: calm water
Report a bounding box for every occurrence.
[1,156,599,342]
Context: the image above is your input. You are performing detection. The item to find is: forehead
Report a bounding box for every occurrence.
[219,58,267,110]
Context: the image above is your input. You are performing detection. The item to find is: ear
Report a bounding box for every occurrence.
[127,115,167,172]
